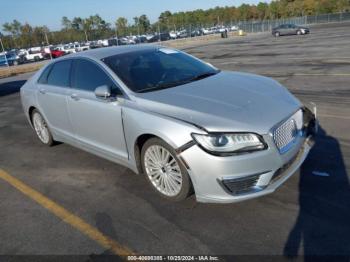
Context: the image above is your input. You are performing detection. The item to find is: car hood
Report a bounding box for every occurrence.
[133,71,302,134]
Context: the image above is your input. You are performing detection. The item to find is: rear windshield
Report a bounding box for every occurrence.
[102,48,219,93]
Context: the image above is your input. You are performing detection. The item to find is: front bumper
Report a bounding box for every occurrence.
[179,108,316,204]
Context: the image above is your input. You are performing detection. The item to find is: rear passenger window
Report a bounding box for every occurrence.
[72,59,115,92]
[37,65,52,84]
[47,60,72,87]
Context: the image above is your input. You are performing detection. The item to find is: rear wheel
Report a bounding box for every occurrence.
[31,110,54,146]
[141,138,192,201]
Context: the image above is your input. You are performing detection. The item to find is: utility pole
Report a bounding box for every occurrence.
[115,27,119,46]
[158,22,161,42]
[84,30,88,42]
[44,32,52,60]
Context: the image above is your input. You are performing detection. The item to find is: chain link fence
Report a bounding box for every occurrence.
[146,11,350,41]
[233,12,350,33]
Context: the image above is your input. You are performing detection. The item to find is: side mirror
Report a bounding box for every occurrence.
[95,85,111,99]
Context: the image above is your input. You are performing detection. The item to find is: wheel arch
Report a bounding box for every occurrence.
[28,106,37,125]
[133,133,179,174]
[134,133,157,174]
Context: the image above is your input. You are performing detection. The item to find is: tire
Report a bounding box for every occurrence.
[275,31,280,37]
[13,60,18,66]
[34,56,39,62]
[141,137,192,201]
[297,30,302,35]
[31,109,54,146]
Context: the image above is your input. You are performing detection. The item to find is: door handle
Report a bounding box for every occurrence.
[70,93,79,101]
[39,88,46,94]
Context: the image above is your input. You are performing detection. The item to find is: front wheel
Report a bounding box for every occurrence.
[141,138,192,201]
[275,31,280,37]
[297,30,302,35]
[31,110,54,146]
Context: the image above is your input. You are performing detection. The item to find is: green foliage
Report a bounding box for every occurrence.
[1,0,350,49]
[115,17,128,36]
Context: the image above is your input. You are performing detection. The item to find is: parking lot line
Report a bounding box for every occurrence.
[0,169,134,256]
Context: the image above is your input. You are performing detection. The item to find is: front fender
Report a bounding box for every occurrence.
[122,105,206,173]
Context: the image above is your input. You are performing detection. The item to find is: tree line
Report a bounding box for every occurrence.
[1,0,349,49]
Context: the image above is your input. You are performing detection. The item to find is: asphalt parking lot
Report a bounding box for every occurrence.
[0,22,349,259]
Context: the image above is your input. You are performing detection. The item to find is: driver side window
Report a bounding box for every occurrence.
[71,59,121,95]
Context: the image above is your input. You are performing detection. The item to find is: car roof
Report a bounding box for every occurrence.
[68,44,159,60]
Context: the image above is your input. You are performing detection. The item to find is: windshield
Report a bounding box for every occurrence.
[102,48,220,93]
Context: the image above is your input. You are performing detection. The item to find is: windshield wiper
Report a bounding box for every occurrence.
[189,70,220,82]
[138,78,193,93]
[137,70,220,93]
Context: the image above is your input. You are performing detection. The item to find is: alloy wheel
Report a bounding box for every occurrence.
[32,112,50,144]
[144,145,183,197]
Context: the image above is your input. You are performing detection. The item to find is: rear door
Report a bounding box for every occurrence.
[66,58,128,161]
[36,60,74,139]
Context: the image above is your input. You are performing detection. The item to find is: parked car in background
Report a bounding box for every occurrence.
[191,30,203,37]
[74,43,90,52]
[63,44,77,54]
[117,38,129,45]
[217,26,227,33]
[51,48,66,58]
[272,24,310,37]
[43,47,66,59]
[98,39,111,47]
[146,34,155,42]
[21,45,317,203]
[23,48,44,62]
[230,25,239,31]
[87,41,103,49]
[202,27,215,35]
[147,32,171,42]
[169,31,177,39]
[125,36,137,44]
[136,35,148,44]
[0,51,25,66]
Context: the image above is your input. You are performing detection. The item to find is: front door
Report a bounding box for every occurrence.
[66,58,128,161]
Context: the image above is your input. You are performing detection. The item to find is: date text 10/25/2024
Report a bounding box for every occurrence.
[127,256,219,261]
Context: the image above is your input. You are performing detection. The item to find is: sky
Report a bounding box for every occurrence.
[0,0,267,31]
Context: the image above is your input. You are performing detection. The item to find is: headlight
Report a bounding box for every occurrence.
[192,133,266,155]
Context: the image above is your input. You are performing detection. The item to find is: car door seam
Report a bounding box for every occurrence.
[121,108,130,160]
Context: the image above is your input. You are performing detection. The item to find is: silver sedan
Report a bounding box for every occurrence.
[20,45,317,203]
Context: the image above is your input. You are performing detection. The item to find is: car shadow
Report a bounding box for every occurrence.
[283,125,350,260]
[0,80,26,96]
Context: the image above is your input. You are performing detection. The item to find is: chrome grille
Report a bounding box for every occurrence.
[273,110,303,153]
